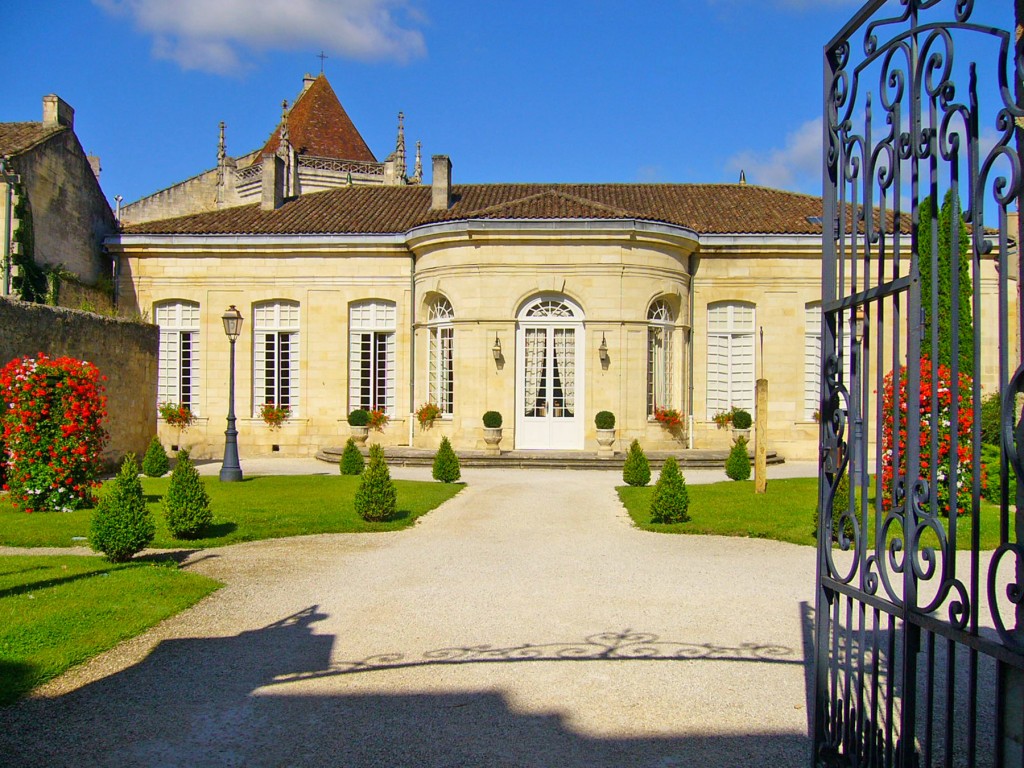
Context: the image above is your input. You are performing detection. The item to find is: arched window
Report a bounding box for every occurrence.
[253,300,300,416]
[706,301,755,417]
[647,299,675,416]
[155,300,200,413]
[350,300,396,414]
[805,302,822,419]
[426,297,454,416]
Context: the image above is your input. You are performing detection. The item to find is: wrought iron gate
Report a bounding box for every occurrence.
[815,1,1024,765]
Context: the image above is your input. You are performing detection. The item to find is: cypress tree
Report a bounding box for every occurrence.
[919,191,974,376]
[622,439,651,487]
[142,436,170,477]
[339,437,365,475]
[432,436,461,483]
[355,444,397,522]
[89,454,154,562]
[164,449,213,539]
[649,456,690,523]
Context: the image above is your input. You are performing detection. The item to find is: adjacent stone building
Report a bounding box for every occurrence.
[0,95,116,304]
[109,73,1014,462]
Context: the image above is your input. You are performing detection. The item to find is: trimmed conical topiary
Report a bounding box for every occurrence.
[355,443,397,522]
[622,439,651,487]
[89,453,154,562]
[432,436,461,483]
[649,456,690,523]
[164,449,213,539]
[141,436,170,477]
[725,437,751,481]
[339,437,365,476]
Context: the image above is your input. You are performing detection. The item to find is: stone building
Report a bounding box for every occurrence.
[0,95,117,304]
[109,74,1013,462]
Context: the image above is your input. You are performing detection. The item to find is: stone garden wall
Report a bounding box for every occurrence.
[0,297,157,467]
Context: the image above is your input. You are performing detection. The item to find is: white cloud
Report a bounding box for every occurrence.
[94,0,426,74]
[727,117,822,192]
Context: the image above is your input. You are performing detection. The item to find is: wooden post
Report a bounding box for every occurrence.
[755,378,768,494]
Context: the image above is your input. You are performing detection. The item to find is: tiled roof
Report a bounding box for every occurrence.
[256,75,376,163]
[121,183,831,237]
[0,122,63,157]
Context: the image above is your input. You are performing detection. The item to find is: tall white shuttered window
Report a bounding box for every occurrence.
[706,302,755,417]
[253,301,300,416]
[647,299,675,416]
[805,303,822,419]
[155,300,200,412]
[350,300,396,413]
[427,297,454,416]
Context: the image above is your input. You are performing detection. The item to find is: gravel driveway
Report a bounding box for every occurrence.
[0,466,817,767]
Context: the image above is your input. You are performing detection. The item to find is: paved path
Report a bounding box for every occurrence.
[0,466,818,767]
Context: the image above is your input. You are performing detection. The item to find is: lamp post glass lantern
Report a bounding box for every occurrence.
[220,305,244,482]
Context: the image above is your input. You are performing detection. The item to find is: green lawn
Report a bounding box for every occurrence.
[618,477,1003,550]
[0,475,463,549]
[0,555,220,705]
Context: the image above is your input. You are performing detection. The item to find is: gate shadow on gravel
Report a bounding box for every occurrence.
[0,605,812,767]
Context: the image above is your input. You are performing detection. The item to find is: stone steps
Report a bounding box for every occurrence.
[315,446,784,471]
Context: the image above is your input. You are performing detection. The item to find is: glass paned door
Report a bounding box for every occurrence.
[516,324,583,449]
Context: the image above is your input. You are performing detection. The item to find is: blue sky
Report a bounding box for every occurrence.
[3,0,1011,208]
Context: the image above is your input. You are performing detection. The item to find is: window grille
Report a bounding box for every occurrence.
[155,300,201,413]
[427,297,455,415]
[647,299,674,415]
[349,300,396,413]
[253,301,300,416]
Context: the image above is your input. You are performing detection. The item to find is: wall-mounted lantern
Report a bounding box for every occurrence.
[598,332,610,365]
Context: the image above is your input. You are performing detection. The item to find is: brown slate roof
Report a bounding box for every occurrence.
[0,122,64,156]
[256,75,376,163]
[122,183,830,237]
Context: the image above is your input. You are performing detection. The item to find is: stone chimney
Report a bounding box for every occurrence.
[261,153,285,211]
[87,155,101,181]
[302,73,316,93]
[42,94,74,128]
[431,155,452,211]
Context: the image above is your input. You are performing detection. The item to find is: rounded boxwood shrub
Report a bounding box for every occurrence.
[725,437,751,481]
[348,409,369,427]
[355,443,397,521]
[142,436,170,477]
[649,456,690,523]
[622,439,651,487]
[731,409,753,430]
[89,453,154,562]
[483,411,503,429]
[339,437,365,476]
[432,436,461,483]
[595,411,615,430]
[164,449,213,539]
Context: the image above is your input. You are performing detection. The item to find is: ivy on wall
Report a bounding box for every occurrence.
[10,184,47,303]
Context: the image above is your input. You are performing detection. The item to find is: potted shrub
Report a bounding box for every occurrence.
[482,410,503,455]
[367,409,390,432]
[416,401,442,430]
[711,408,733,430]
[594,410,616,458]
[259,402,290,430]
[731,407,752,443]
[348,409,370,445]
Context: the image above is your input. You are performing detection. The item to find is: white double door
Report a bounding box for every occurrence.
[515,322,585,449]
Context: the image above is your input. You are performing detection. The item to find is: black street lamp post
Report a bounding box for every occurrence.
[220,305,244,482]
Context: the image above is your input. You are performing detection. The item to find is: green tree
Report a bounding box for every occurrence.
[918,190,974,376]
[432,436,461,483]
[339,438,365,475]
[725,438,751,481]
[164,449,213,539]
[622,439,651,487]
[355,444,397,521]
[89,454,154,562]
[649,457,690,523]
[142,436,170,477]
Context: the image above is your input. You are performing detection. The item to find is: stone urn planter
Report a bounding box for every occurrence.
[348,409,370,446]
[595,428,616,458]
[731,427,751,444]
[482,410,503,456]
[350,425,369,446]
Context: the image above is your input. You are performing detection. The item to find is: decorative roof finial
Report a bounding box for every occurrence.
[317,50,328,74]
[279,100,290,145]
[412,140,423,183]
[739,169,747,185]
[217,121,226,163]
[395,111,407,180]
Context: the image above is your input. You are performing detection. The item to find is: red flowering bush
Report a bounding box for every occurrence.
[0,354,108,512]
[881,356,985,517]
